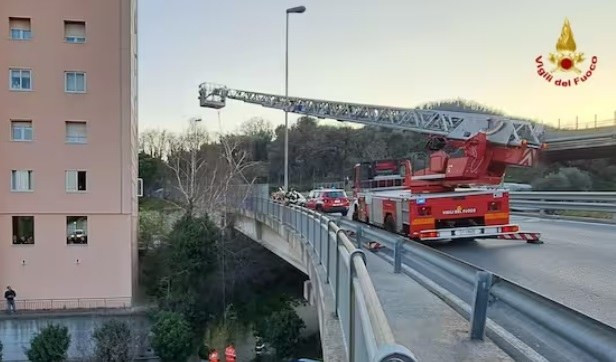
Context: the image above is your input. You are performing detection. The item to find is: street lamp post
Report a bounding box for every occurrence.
[284,5,306,192]
[189,117,202,212]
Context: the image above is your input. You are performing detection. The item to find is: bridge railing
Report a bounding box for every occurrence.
[510,191,616,216]
[244,197,416,362]
[333,216,616,361]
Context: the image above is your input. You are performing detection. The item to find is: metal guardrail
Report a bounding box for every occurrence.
[3,297,132,311]
[314,181,347,190]
[334,217,616,362]
[244,197,416,362]
[510,191,616,214]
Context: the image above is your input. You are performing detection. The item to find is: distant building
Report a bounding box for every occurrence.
[0,0,138,308]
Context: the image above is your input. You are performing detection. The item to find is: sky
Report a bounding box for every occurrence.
[138,0,616,134]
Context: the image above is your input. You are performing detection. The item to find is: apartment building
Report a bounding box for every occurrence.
[0,1,138,307]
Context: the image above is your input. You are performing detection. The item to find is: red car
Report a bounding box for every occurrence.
[305,189,350,216]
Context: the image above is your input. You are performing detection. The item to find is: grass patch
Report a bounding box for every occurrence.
[139,197,181,212]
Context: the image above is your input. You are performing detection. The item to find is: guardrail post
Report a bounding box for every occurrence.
[470,271,493,340]
[539,199,545,216]
[300,210,305,238]
[326,221,334,284]
[349,250,367,362]
[394,238,404,274]
[334,229,345,318]
[355,225,364,248]
[313,214,317,247]
[318,215,323,264]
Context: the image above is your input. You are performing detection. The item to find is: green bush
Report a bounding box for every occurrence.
[255,308,305,359]
[26,324,71,362]
[92,320,133,362]
[532,167,592,191]
[151,311,194,362]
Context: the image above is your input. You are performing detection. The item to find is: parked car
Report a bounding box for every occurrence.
[305,188,350,216]
[68,229,87,244]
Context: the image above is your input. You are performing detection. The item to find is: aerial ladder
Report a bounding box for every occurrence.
[198,82,544,243]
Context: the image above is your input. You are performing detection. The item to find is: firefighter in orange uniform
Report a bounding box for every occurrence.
[208,348,220,362]
[225,343,237,362]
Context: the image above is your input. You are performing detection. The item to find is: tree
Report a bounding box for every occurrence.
[26,324,71,362]
[255,308,305,359]
[165,123,257,217]
[142,214,220,334]
[140,129,171,159]
[92,320,134,362]
[139,152,168,197]
[532,167,592,191]
[150,311,194,362]
[138,209,169,250]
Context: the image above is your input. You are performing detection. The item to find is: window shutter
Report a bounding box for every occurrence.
[66,122,87,142]
[66,171,77,191]
[65,21,85,37]
[10,18,31,30]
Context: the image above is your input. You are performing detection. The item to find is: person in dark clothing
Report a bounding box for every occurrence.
[5,286,16,313]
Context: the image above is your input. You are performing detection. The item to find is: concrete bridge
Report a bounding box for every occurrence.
[543,126,616,161]
[232,198,516,362]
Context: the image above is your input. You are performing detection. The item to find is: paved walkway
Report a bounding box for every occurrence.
[364,250,512,362]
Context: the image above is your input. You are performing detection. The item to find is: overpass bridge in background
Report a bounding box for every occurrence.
[231,195,616,362]
[543,125,616,161]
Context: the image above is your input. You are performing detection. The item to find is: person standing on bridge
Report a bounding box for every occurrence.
[5,286,16,313]
[225,343,236,362]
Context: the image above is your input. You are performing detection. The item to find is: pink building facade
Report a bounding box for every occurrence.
[0,0,138,307]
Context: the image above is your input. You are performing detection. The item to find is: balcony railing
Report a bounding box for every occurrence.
[2,297,132,312]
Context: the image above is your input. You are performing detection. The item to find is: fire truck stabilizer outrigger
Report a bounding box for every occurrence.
[198,82,545,243]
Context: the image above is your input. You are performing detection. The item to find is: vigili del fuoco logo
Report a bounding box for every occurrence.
[535,18,598,87]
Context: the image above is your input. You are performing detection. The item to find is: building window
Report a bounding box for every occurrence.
[66,216,88,244]
[9,69,31,91]
[9,17,32,40]
[65,121,87,143]
[64,21,85,43]
[66,170,87,192]
[12,216,34,244]
[11,170,33,191]
[11,120,33,141]
[65,72,86,93]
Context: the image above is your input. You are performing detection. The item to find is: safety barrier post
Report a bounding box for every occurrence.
[355,225,364,248]
[326,221,334,284]
[307,213,312,243]
[318,215,323,264]
[313,214,318,247]
[300,210,304,238]
[470,271,493,340]
[334,229,346,318]
[348,250,366,362]
[394,238,404,274]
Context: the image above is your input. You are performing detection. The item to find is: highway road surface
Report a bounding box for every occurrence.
[423,215,616,328]
[341,203,616,328]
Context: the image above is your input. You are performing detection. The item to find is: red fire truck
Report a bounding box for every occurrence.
[198,82,544,242]
[352,157,535,242]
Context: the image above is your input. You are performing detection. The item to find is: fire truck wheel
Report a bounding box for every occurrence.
[316,205,323,212]
[341,209,348,217]
[384,214,396,233]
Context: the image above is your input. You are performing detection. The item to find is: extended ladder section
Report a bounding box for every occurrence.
[199,82,545,148]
